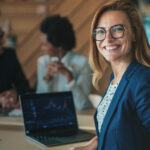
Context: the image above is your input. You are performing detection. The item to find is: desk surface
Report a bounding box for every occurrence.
[0,109,96,150]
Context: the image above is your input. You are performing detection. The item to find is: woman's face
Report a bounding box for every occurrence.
[40,33,59,57]
[95,10,135,63]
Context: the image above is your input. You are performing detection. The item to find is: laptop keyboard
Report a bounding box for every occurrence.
[30,130,95,146]
[34,135,61,145]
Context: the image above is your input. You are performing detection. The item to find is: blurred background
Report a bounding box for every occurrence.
[0,0,149,96]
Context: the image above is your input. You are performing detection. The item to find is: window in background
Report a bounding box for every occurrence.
[138,0,150,44]
[142,14,150,44]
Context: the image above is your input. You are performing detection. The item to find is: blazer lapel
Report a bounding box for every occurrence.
[98,60,139,150]
[98,78,128,150]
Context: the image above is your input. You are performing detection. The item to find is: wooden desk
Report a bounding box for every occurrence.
[0,109,96,150]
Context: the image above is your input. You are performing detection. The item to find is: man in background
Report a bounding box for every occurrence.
[0,26,30,109]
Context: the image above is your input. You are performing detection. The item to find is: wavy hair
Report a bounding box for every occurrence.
[89,0,150,91]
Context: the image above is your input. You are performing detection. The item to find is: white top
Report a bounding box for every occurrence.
[97,81,119,132]
[36,51,92,110]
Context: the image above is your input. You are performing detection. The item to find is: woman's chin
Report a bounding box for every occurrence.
[104,56,117,62]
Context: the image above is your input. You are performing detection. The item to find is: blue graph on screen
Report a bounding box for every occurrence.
[44,100,68,111]
[22,95,76,131]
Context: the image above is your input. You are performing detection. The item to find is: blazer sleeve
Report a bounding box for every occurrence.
[133,71,150,132]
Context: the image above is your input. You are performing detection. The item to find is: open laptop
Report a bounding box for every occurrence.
[20,91,95,147]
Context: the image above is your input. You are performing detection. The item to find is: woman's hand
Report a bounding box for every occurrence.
[0,90,19,109]
[68,136,98,150]
[45,61,73,83]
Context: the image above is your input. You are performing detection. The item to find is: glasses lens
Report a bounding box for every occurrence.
[111,25,124,39]
[93,28,105,41]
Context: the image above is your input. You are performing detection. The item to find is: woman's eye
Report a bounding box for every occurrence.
[98,30,105,34]
[113,27,123,32]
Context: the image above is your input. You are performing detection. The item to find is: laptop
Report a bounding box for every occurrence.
[20,91,95,147]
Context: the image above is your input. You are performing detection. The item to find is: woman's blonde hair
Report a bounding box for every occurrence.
[89,0,150,91]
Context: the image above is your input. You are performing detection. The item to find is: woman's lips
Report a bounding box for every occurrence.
[104,45,120,51]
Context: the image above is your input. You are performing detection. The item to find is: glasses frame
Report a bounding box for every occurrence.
[93,24,125,41]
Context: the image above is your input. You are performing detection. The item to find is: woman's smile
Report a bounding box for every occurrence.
[103,44,121,51]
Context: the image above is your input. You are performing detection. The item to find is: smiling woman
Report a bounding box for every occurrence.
[90,1,150,90]
[95,10,135,68]
[69,0,150,150]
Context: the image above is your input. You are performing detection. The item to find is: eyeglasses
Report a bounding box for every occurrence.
[93,24,125,41]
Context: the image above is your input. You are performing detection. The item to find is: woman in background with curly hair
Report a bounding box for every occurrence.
[36,15,92,110]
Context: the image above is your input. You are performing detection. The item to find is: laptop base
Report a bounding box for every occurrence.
[28,129,95,147]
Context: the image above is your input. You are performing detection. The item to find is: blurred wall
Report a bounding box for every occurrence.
[0,0,113,96]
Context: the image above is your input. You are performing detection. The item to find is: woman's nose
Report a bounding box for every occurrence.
[105,31,113,42]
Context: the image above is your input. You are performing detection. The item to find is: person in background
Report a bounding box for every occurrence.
[69,0,150,149]
[36,15,92,110]
[0,26,30,109]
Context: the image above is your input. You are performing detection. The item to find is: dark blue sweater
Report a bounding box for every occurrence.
[0,47,30,94]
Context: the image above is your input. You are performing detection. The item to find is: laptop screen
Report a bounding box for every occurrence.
[20,92,78,135]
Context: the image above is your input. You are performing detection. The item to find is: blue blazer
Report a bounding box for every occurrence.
[94,60,150,150]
